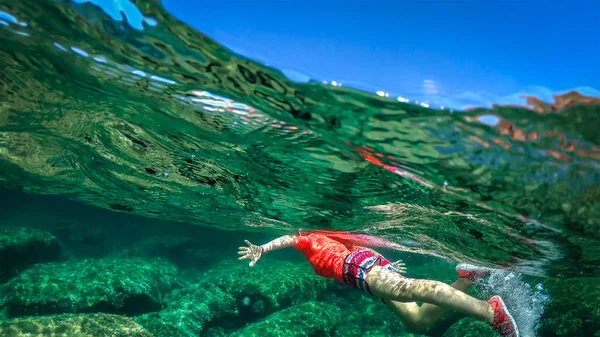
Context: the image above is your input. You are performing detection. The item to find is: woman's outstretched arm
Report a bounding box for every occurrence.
[238,235,300,267]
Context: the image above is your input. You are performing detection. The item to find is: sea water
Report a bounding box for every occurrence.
[0,1,598,336]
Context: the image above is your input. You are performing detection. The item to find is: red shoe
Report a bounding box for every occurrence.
[488,295,520,337]
[456,263,494,281]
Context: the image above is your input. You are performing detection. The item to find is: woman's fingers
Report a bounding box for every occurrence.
[239,251,254,260]
[237,240,260,267]
[391,260,406,267]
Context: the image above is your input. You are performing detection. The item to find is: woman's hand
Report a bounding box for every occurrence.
[391,260,407,274]
[238,240,263,267]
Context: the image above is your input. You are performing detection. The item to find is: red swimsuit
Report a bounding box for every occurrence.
[293,232,397,295]
[293,233,355,282]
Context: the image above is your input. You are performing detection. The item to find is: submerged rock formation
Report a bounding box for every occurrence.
[135,258,332,336]
[229,301,341,337]
[0,226,62,283]
[0,313,153,337]
[441,317,497,337]
[135,283,237,337]
[0,222,598,337]
[119,235,220,270]
[200,259,331,318]
[0,257,181,318]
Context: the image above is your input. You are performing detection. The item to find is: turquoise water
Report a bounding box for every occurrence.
[0,0,598,336]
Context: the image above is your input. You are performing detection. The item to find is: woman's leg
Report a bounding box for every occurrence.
[382,277,474,332]
[366,265,494,323]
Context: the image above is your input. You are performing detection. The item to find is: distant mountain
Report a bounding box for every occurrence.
[519,90,600,113]
[413,86,600,111]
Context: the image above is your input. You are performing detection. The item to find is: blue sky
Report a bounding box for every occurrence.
[161,0,600,108]
[72,0,600,108]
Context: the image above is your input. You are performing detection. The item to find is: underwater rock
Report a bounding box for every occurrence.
[539,277,600,337]
[46,221,111,259]
[136,259,331,336]
[229,301,341,337]
[441,317,497,337]
[135,282,237,337]
[201,259,331,320]
[0,313,153,337]
[119,235,219,270]
[0,257,181,318]
[0,226,62,283]
[325,292,422,337]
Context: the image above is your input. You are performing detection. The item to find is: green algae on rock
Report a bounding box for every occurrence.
[135,283,237,337]
[0,313,153,337]
[0,227,62,283]
[201,259,332,318]
[323,292,427,337]
[0,257,181,318]
[135,258,334,336]
[441,317,498,337]
[229,301,341,337]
